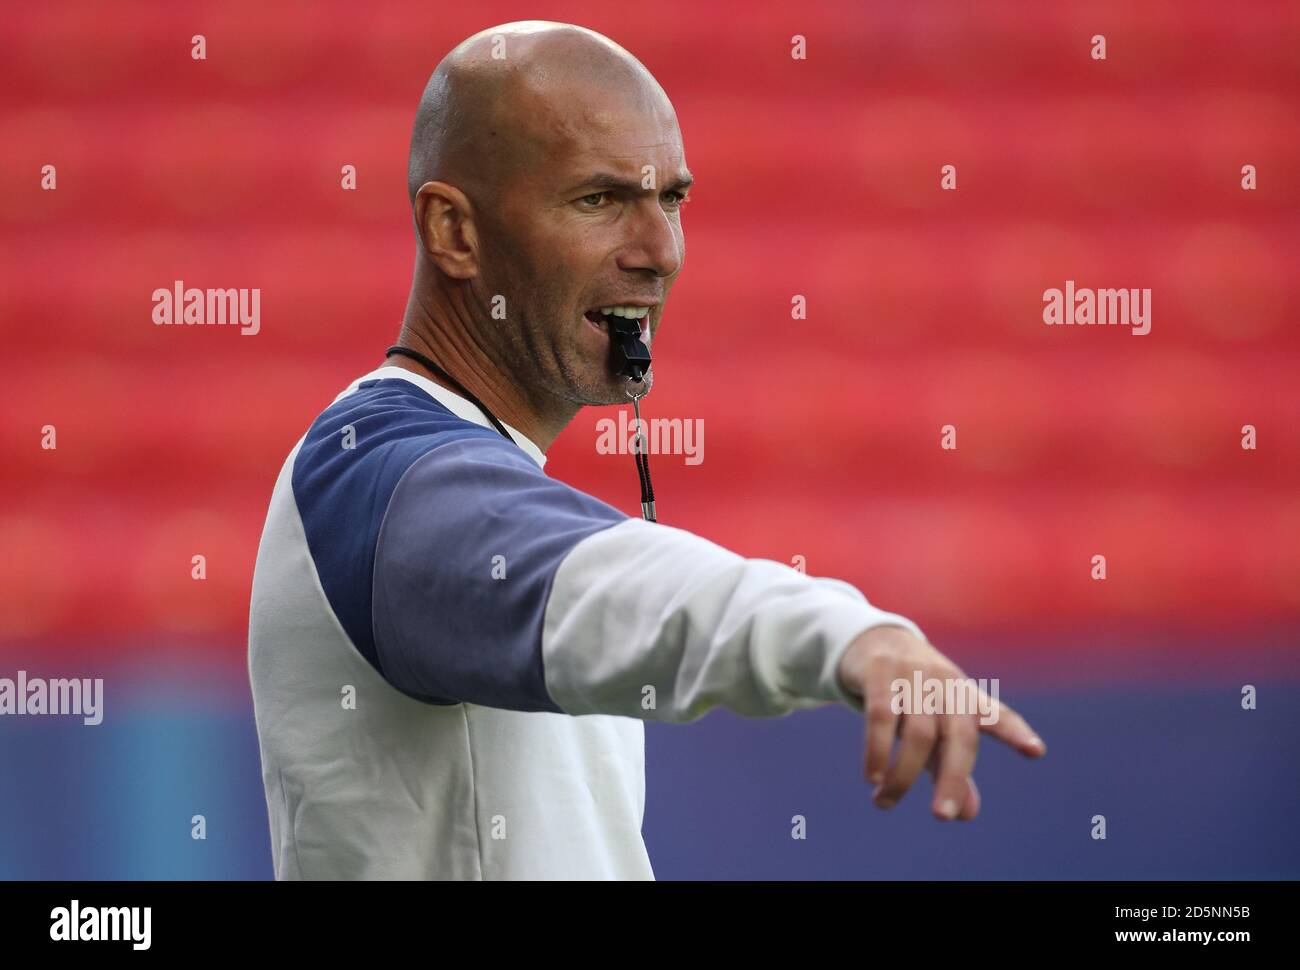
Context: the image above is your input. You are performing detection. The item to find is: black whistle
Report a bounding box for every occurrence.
[608,317,651,383]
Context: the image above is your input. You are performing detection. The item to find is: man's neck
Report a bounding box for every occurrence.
[394,286,576,454]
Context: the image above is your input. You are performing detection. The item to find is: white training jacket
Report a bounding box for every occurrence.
[247,365,923,880]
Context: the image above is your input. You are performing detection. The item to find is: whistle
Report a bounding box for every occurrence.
[608,316,651,383]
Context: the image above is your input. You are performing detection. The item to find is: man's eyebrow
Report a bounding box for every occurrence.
[564,171,695,195]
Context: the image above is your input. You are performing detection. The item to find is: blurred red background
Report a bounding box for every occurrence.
[2,0,1298,676]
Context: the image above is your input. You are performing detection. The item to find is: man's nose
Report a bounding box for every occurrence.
[615,201,683,278]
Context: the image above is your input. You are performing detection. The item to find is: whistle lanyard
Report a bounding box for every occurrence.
[626,390,656,522]
[385,346,657,523]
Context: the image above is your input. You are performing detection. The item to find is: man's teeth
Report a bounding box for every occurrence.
[598,306,650,319]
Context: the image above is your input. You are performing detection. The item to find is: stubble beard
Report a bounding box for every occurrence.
[484,274,653,410]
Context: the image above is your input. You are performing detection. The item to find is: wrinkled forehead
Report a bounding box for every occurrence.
[510,76,687,191]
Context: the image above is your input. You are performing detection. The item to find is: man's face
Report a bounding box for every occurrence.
[472,83,690,406]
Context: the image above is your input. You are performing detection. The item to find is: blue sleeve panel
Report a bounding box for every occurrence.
[371,437,626,709]
[291,377,627,708]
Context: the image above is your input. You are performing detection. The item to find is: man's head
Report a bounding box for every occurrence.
[406,21,690,406]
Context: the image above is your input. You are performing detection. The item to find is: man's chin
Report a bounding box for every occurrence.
[571,369,653,407]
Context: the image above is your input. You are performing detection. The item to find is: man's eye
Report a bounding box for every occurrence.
[663,191,690,208]
[579,192,608,207]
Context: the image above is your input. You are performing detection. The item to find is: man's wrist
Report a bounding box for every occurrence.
[834,621,925,704]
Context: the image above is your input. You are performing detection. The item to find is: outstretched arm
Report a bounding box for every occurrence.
[372,434,1045,819]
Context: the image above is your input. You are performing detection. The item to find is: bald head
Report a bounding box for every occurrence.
[407,21,674,208]
[398,21,690,427]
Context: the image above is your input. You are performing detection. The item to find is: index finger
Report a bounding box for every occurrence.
[978,695,1046,757]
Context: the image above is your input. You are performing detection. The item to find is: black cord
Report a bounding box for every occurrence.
[384,345,514,443]
[629,393,657,523]
[385,343,657,523]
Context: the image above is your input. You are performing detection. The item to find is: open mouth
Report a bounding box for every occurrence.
[584,305,651,335]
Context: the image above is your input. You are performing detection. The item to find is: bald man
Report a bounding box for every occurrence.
[248,21,1044,880]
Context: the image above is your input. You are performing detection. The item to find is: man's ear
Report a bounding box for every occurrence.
[414,181,479,278]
